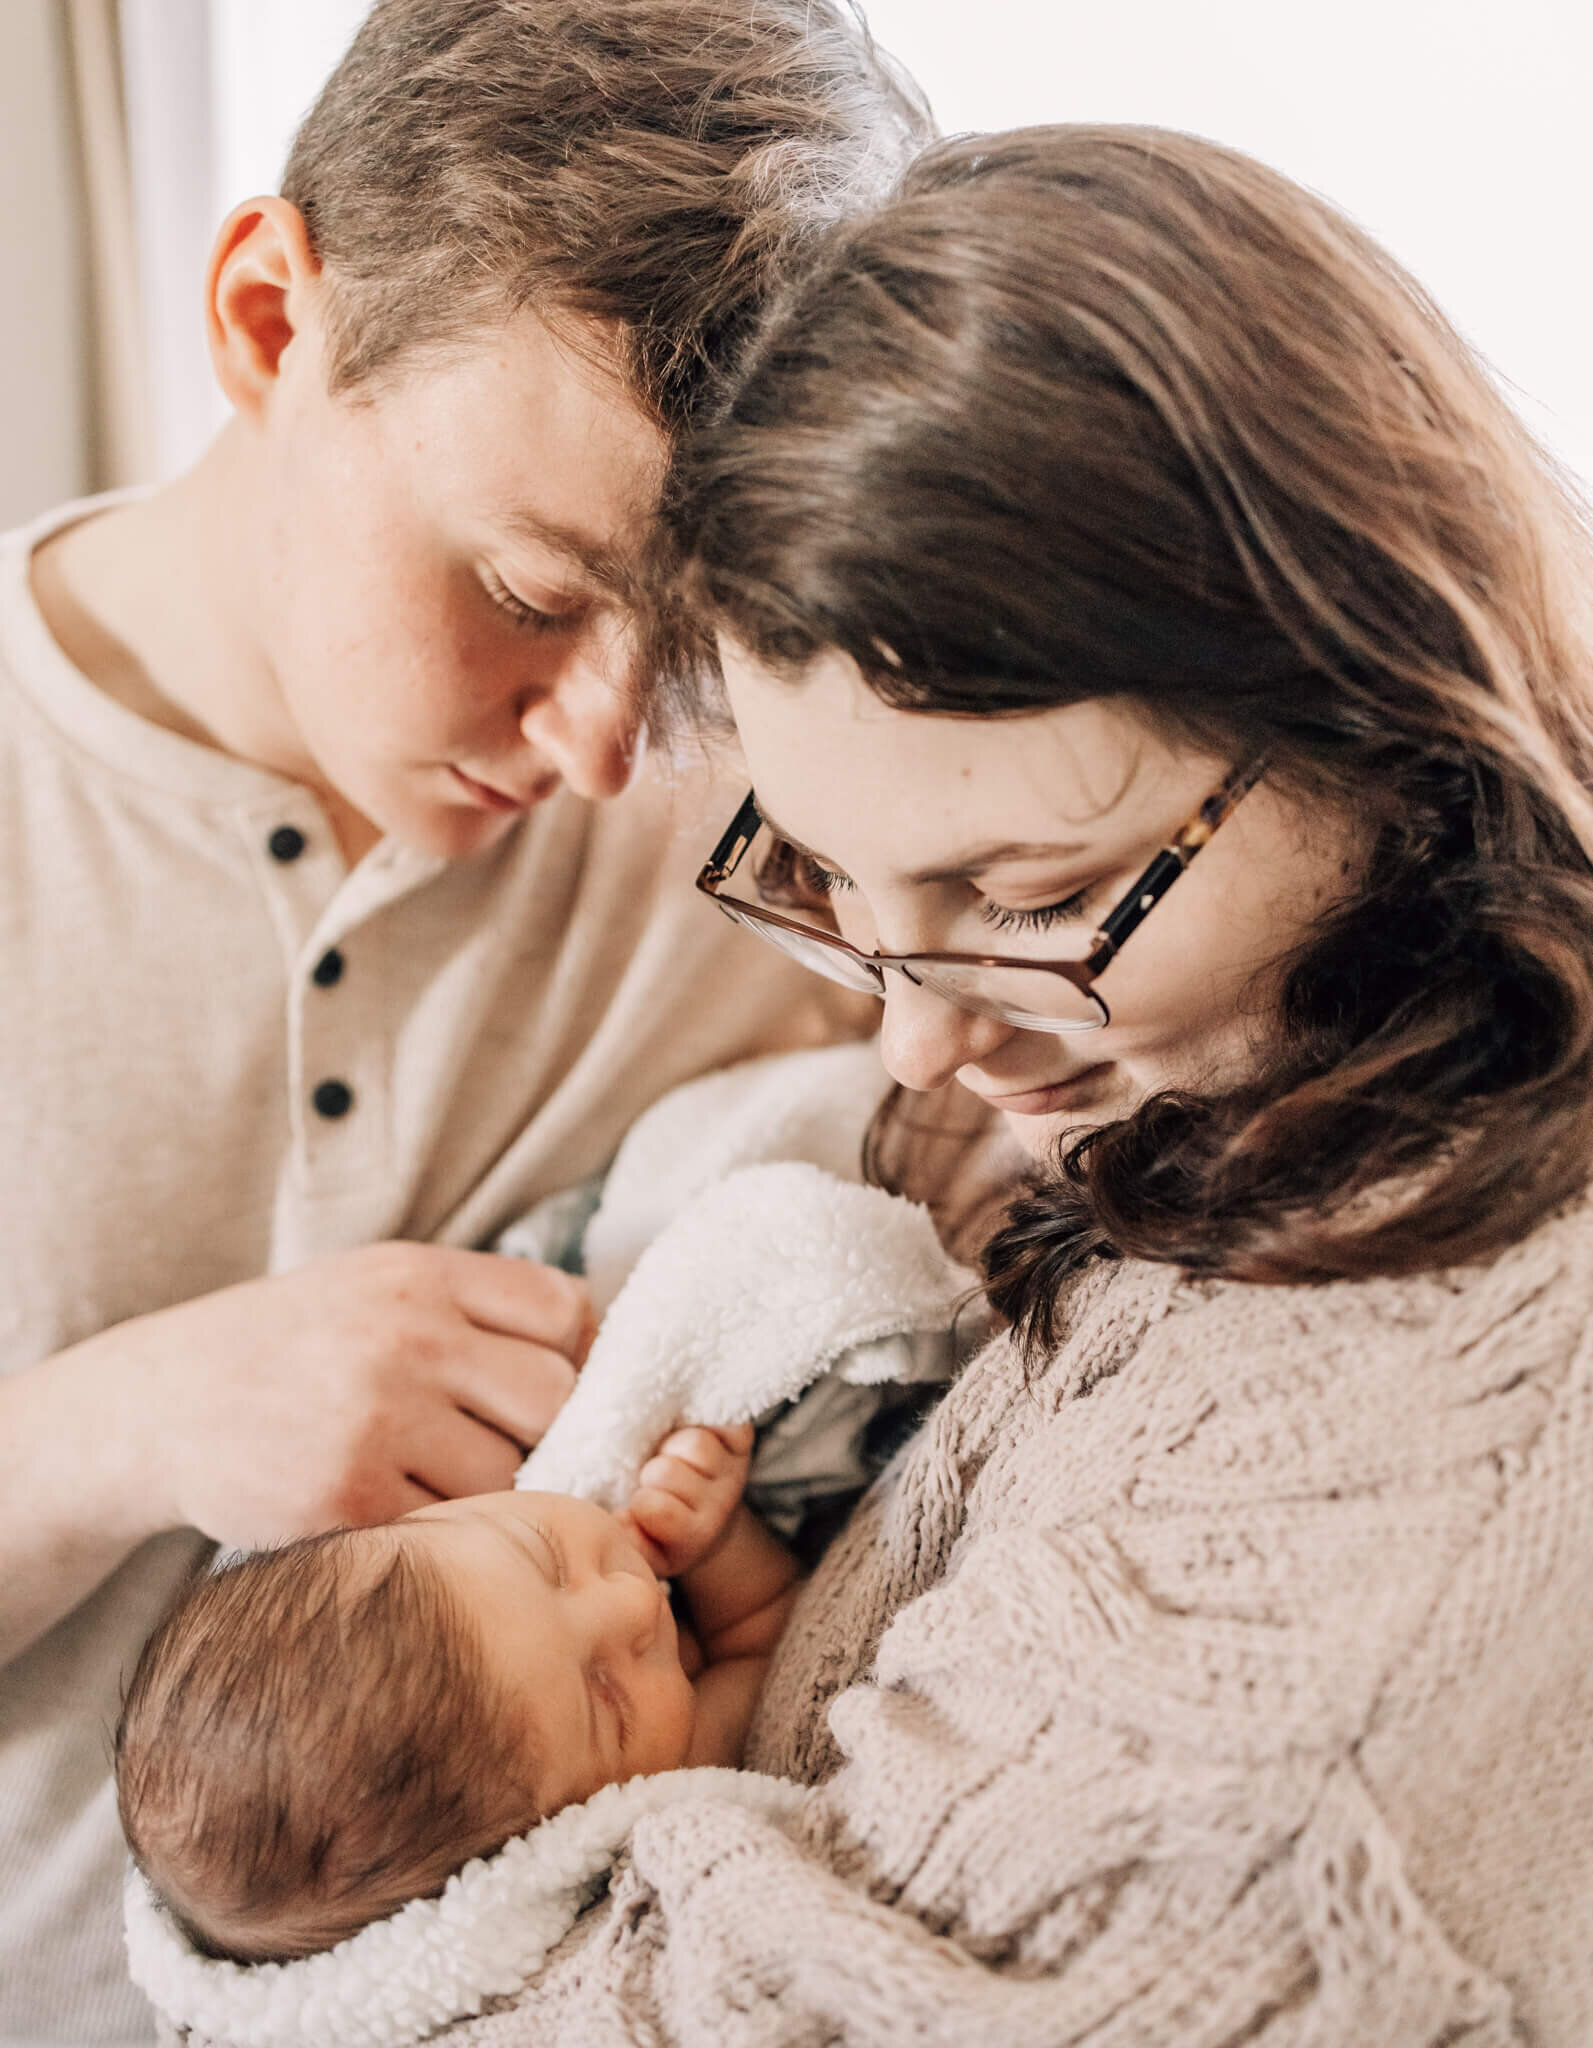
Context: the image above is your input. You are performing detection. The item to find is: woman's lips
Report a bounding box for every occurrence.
[978,1064,1115,1117]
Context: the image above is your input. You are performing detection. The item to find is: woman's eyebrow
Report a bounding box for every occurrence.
[754,800,1089,884]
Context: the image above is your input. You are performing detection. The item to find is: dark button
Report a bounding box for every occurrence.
[311,1079,354,1120]
[311,948,345,988]
[268,825,307,863]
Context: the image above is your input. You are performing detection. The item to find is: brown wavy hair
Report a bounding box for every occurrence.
[662,126,1593,1351]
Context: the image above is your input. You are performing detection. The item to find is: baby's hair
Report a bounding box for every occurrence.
[116,1528,543,1963]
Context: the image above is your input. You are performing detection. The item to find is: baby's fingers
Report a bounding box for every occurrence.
[651,1423,752,1480]
[614,1505,671,1578]
[626,1483,698,1556]
[637,1449,704,1503]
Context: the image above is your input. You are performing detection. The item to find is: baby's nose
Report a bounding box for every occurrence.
[595,1565,661,1658]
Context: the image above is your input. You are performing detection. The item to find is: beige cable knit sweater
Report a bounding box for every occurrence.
[172,1189,1593,2047]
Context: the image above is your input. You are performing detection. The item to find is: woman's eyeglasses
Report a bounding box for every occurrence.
[695,759,1266,1034]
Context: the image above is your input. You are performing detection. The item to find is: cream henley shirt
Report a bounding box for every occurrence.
[0,496,865,2046]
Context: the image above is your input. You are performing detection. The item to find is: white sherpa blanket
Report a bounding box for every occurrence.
[127,1042,979,2048]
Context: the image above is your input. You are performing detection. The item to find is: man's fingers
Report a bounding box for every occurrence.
[393,1476,445,1516]
[447,1333,579,1450]
[404,1407,525,1503]
[443,1248,594,1362]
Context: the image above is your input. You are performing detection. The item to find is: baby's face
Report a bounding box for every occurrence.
[400,1490,695,1812]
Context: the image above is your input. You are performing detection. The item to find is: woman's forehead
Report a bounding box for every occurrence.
[719,643,1204,871]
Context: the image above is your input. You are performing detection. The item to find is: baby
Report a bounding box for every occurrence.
[114,1422,800,1965]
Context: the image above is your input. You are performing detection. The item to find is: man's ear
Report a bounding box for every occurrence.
[204,196,324,417]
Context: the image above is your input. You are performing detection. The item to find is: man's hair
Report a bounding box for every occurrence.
[279,0,931,431]
[116,1530,542,1962]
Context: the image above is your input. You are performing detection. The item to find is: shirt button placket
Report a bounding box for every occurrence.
[249,799,392,1253]
[308,942,351,1120]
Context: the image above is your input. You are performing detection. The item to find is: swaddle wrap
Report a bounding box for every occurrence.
[126,1042,980,2048]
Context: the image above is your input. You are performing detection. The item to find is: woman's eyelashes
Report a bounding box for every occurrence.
[979,886,1095,933]
[795,856,852,898]
[807,860,1096,934]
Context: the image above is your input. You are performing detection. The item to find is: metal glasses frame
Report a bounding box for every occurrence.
[695,757,1267,1033]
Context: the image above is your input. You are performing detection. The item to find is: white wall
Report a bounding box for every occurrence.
[211,0,369,210]
[119,0,368,482]
[0,3,89,527]
[864,0,1593,488]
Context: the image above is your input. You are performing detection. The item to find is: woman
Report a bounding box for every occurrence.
[649,127,1593,2042]
[178,127,1593,2045]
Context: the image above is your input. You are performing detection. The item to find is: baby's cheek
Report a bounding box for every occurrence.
[648,1667,698,1775]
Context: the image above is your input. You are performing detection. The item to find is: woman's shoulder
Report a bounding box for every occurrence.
[931,1179,1593,1640]
[1101,1173,1593,1403]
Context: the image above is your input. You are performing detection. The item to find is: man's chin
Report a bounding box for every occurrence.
[386,801,526,862]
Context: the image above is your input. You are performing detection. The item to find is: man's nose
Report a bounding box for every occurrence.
[519,661,643,802]
[877,971,1014,1094]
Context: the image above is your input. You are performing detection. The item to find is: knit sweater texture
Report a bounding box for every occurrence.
[171,1187,1593,2047]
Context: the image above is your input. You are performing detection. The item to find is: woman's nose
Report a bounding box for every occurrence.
[877,972,1014,1094]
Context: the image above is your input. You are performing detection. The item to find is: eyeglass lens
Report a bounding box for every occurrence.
[710,902,1107,1031]
[713,901,884,993]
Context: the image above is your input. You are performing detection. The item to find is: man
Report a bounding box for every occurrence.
[0,4,926,2036]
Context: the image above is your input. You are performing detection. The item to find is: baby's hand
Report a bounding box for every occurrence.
[619,1422,754,1578]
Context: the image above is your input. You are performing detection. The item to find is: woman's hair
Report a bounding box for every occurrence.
[279,0,930,431]
[116,1530,544,1963]
[663,125,1593,1346]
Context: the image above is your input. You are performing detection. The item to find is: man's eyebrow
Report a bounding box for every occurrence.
[754,800,1090,884]
[500,507,640,602]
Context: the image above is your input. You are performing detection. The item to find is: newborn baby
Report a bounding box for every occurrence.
[115,1423,799,1965]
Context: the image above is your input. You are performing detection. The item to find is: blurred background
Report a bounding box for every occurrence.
[3,0,1589,529]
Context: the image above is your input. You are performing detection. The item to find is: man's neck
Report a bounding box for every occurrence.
[28,428,380,866]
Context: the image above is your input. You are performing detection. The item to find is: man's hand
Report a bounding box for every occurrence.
[619,1421,754,1578]
[0,1241,594,1663]
[133,1242,593,1545]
